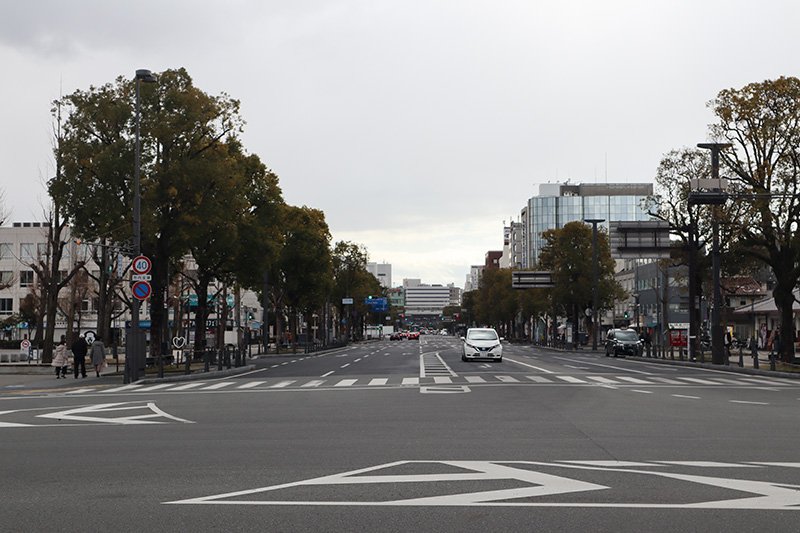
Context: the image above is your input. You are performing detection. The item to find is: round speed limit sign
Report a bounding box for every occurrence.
[132,255,152,275]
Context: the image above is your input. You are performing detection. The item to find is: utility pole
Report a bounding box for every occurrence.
[584,219,604,350]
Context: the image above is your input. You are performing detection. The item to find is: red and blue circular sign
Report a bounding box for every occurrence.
[132,280,152,300]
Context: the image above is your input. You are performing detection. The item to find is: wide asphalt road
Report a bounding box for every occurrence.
[2,335,800,532]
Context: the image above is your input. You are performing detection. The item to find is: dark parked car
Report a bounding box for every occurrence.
[605,328,642,357]
[389,333,402,340]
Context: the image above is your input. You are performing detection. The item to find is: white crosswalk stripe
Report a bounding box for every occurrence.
[335,379,358,387]
[433,376,452,384]
[136,384,174,392]
[170,383,205,391]
[526,376,553,383]
[270,380,296,388]
[586,376,619,384]
[556,376,586,383]
[200,382,235,390]
[102,384,142,393]
[496,375,520,383]
[680,377,722,385]
[65,388,95,394]
[402,377,419,385]
[368,378,388,386]
[465,376,486,383]
[301,380,325,388]
[237,381,266,389]
[650,377,684,384]
[615,376,651,384]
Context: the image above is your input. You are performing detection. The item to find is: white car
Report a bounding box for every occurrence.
[461,328,503,362]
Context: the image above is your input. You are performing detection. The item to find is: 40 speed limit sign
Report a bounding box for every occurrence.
[132,255,152,275]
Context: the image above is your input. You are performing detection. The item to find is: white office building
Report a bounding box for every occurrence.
[367,262,392,289]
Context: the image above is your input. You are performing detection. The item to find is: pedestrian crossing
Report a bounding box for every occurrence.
[53,373,800,395]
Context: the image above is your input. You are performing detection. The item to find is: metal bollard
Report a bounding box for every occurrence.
[738,345,743,368]
[217,348,223,371]
[769,353,776,371]
[204,349,210,373]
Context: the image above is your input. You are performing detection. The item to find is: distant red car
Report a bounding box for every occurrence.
[408,331,420,340]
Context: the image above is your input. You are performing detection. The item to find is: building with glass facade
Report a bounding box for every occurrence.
[524,182,654,267]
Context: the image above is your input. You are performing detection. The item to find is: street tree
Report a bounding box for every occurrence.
[52,68,250,356]
[330,241,381,340]
[710,76,800,363]
[538,221,622,346]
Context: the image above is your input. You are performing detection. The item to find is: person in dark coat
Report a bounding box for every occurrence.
[71,334,88,379]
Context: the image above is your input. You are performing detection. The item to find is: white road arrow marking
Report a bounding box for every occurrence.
[36,402,193,425]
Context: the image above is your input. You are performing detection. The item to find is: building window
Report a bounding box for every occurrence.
[0,243,11,259]
[0,298,12,315]
[0,271,12,286]
[20,270,34,288]
[20,243,34,261]
[37,243,48,258]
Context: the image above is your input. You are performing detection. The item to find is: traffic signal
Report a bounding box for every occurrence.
[368,295,373,300]
[624,311,629,319]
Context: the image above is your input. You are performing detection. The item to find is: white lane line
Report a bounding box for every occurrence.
[170,383,206,391]
[402,377,419,385]
[505,358,554,374]
[586,376,619,384]
[237,381,266,389]
[270,381,296,388]
[65,388,95,394]
[672,394,701,399]
[102,384,142,393]
[632,390,653,394]
[433,376,453,384]
[496,375,520,383]
[135,384,174,392]
[301,380,325,388]
[679,377,722,385]
[556,376,586,384]
[334,379,358,387]
[201,382,235,390]
[321,371,335,377]
[526,376,553,383]
[730,400,769,405]
[354,358,362,362]
[341,363,350,368]
[270,365,279,368]
[615,376,652,384]
[711,378,753,385]
[280,362,288,366]
[368,378,388,386]
[465,376,486,383]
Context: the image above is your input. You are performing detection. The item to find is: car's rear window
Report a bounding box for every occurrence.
[467,330,498,341]
[615,330,639,341]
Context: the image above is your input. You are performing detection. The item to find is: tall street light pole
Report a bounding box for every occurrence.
[584,219,605,351]
[126,68,157,384]
[695,142,731,366]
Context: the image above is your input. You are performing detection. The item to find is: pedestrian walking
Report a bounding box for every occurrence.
[71,333,88,379]
[91,338,106,377]
[51,335,69,378]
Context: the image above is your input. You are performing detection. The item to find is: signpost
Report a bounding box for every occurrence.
[511,271,555,289]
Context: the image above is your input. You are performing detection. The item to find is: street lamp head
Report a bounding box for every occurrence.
[135,69,157,83]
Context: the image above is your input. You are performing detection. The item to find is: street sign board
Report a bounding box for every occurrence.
[132,280,152,300]
[132,255,152,275]
[342,298,354,305]
[609,221,671,259]
[131,274,152,281]
[512,271,555,289]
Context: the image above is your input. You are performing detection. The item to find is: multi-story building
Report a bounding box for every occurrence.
[366,262,392,289]
[403,279,452,317]
[485,251,502,270]
[464,265,483,292]
[500,220,525,269]
[524,182,653,266]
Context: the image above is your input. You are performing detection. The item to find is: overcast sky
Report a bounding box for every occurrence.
[1,0,798,288]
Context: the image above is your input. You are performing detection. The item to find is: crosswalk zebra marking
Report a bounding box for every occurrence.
[237,381,266,389]
[335,379,358,387]
[465,376,486,383]
[615,376,651,384]
[556,376,586,384]
[270,381,296,388]
[650,377,684,385]
[680,377,721,385]
[526,376,553,383]
[433,376,453,384]
[402,377,419,385]
[496,375,519,383]
[368,378,388,386]
[102,384,142,393]
[201,382,235,390]
[586,376,619,384]
[136,384,174,392]
[302,380,326,388]
[65,388,95,394]
[170,383,206,391]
